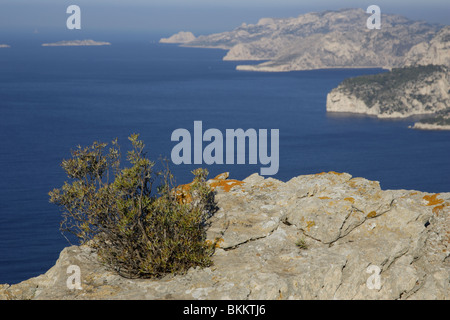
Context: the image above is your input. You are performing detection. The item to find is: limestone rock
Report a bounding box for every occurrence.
[159,31,196,44]
[404,26,450,68]
[325,25,450,126]
[412,108,450,131]
[326,65,450,118]
[179,8,441,72]
[1,172,448,300]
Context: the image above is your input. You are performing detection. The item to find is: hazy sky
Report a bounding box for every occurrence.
[0,0,448,38]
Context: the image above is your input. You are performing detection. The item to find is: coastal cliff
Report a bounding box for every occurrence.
[404,26,450,68]
[161,8,449,130]
[1,172,448,300]
[162,8,441,72]
[159,31,196,44]
[326,26,450,128]
[326,65,450,118]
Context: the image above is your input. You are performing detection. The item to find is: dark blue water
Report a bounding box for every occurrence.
[1,39,450,284]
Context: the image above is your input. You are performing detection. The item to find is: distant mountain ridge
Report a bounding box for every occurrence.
[162,8,442,71]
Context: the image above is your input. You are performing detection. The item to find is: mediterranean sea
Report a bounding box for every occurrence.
[1,35,449,284]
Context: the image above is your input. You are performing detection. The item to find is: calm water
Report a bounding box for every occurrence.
[1,38,450,284]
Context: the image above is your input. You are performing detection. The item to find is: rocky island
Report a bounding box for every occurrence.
[42,39,111,47]
[0,44,10,48]
[1,172,448,300]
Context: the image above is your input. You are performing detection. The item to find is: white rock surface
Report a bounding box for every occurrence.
[1,172,448,300]
[404,26,450,68]
[178,8,440,72]
[159,31,196,44]
[326,65,449,118]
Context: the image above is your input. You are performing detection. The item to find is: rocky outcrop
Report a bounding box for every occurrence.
[411,123,450,131]
[165,8,441,72]
[0,44,10,48]
[404,26,450,68]
[326,65,450,118]
[42,40,111,47]
[411,108,450,131]
[159,31,196,44]
[1,172,448,300]
[326,25,449,126]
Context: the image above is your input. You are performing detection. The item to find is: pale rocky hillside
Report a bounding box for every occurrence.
[159,31,197,44]
[175,8,441,71]
[326,26,450,127]
[404,26,450,68]
[326,65,450,118]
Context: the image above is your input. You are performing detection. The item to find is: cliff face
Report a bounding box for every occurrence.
[412,108,450,130]
[326,65,450,118]
[1,172,448,300]
[174,8,440,71]
[159,31,197,44]
[326,25,450,126]
[404,26,450,68]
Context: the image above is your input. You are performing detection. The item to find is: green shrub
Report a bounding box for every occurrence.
[49,134,217,279]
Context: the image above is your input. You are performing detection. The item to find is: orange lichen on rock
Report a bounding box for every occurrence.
[306,220,316,231]
[319,196,331,200]
[344,197,355,204]
[367,211,377,218]
[208,179,244,193]
[206,238,225,248]
[423,194,444,206]
[432,202,448,215]
[175,172,244,204]
[208,172,244,192]
[214,238,224,248]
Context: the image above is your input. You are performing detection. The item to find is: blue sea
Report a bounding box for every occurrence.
[1,35,450,285]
